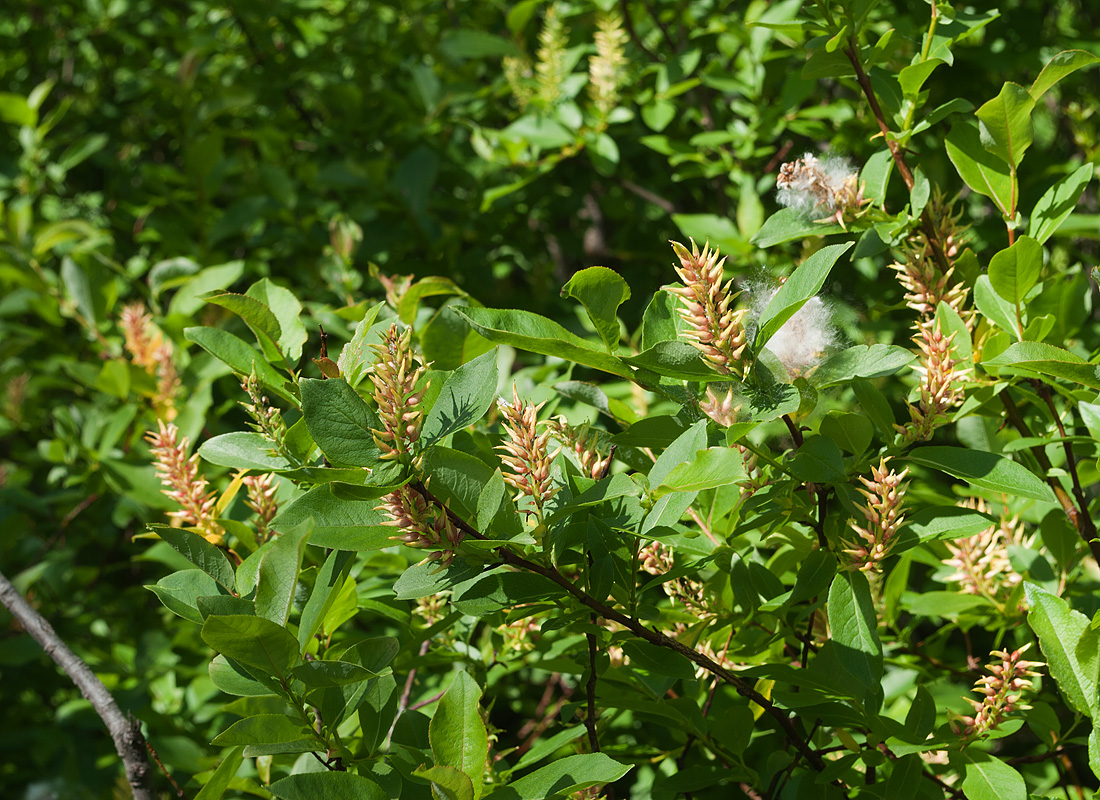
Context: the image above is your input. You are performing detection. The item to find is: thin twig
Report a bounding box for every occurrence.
[1034,381,1096,542]
[0,569,155,799]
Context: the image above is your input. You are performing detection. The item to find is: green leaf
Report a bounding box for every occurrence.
[860,149,894,205]
[623,340,725,381]
[984,342,1100,391]
[648,420,707,489]
[247,278,308,362]
[398,276,469,324]
[268,773,387,800]
[1029,164,1094,244]
[430,671,489,796]
[299,551,353,649]
[255,519,312,626]
[193,747,244,800]
[945,122,1014,216]
[291,660,375,688]
[827,572,882,698]
[1025,583,1095,717]
[454,308,631,378]
[272,485,393,551]
[212,715,316,747]
[654,447,745,498]
[975,82,1035,169]
[483,754,631,800]
[672,214,747,257]
[421,445,494,520]
[60,257,96,327]
[208,655,273,697]
[0,92,35,126]
[960,751,1026,800]
[751,208,845,248]
[413,766,475,800]
[170,262,246,317]
[820,412,873,456]
[1030,49,1100,100]
[299,378,382,467]
[973,275,1021,340]
[788,550,836,606]
[198,432,292,471]
[204,292,287,368]
[146,570,220,623]
[151,526,236,594]
[185,327,296,404]
[904,506,997,542]
[755,243,853,351]
[898,58,946,96]
[789,435,846,483]
[201,615,300,678]
[561,267,630,352]
[422,348,499,446]
[905,592,991,619]
[906,446,1056,503]
[988,236,1042,307]
[811,344,915,388]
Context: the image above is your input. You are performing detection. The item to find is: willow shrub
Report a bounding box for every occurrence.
[134,11,1100,800]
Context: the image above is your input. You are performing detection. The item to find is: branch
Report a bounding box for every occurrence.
[0,568,155,799]
[1000,391,1100,560]
[412,482,830,774]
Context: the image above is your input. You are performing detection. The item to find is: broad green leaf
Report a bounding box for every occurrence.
[988,236,1042,307]
[272,485,393,551]
[852,377,897,437]
[1029,164,1094,244]
[483,754,631,800]
[672,213,747,257]
[935,301,972,363]
[906,446,1055,503]
[903,506,996,542]
[561,267,630,351]
[397,275,469,325]
[151,525,236,594]
[755,243,853,351]
[640,288,688,352]
[945,122,1014,216]
[860,149,894,205]
[207,655,272,697]
[393,560,481,601]
[513,726,587,770]
[648,420,707,489]
[422,445,494,520]
[751,207,845,248]
[898,58,945,97]
[185,327,297,404]
[170,262,246,317]
[0,92,35,126]
[299,550,353,649]
[430,671,488,796]
[1091,727,1100,783]
[255,519,312,626]
[788,549,836,606]
[1030,50,1100,100]
[193,746,244,800]
[654,446,745,497]
[450,568,562,616]
[291,660,375,688]
[811,344,915,388]
[984,342,1100,391]
[961,751,1026,800]
[146,569,220,624]
[60,257,96,326]
[884,754,923,800]
[268,773,387,800]
[212,715,316,747]
[820,412,873,456]
[201,615,300,678]
[789,435,846,483]
[623,340,727,381]
[247,278,308,362]
[1025,583,1095,717]
[975,82,1034,169]
[827,572,882,698]
[973,275,1021,340]
[454,308,631,378]
[904,592,991,618]
[204,292,286,367]
[299,378,382,467]
[422,348,498,446]
[413,766,475,800]
[198,432,292,471]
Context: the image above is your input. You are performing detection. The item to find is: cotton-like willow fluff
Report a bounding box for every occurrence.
[775,152,866,227]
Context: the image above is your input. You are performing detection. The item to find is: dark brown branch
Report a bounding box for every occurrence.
[1034,381,1097,543]
[1000,391,1100,561]
[0,569,155,799]
[412,482,830,774]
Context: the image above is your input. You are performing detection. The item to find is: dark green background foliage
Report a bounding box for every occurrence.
[1,0,1099,797]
